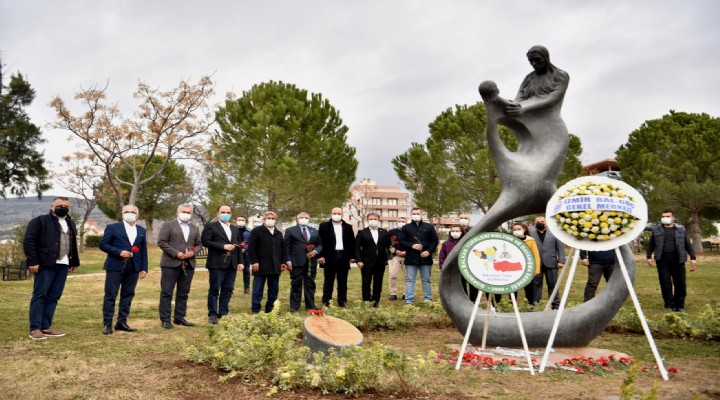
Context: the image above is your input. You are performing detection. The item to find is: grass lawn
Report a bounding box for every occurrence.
[1,246,718,399]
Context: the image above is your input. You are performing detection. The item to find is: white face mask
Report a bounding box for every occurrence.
[178,213,192,222]
[411,215,421,222]
[331,214,342,222]
[265,220,276,227]
[368,220,379,228]
[459,218,469,226]
[123,212,137,223]
[396,223,404,229]
[661,217,673,225]
[512,230,525,238]
[237,221,246,227]
[450,232,461,239]
[298,218,309,226]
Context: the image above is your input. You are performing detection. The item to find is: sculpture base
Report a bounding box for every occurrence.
[448,344,631,369]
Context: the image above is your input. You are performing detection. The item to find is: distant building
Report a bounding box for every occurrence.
[344,178,410,230]
[582,158,621,180]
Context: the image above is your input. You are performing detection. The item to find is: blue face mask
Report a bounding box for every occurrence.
[219,213,231,223]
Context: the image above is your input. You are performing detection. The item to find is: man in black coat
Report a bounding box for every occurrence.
[201,205,244,324]
[317,207,356,307]
[399,207,438,305]
[24,197,80,340]
[247,211,286,314]
[355,213,391,307]
[283,212,323,312]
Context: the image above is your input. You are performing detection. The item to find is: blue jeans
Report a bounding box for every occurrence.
[251,274,279,314]
[405,264,432,304]
[208,268,237,317]
[29,264,69,331]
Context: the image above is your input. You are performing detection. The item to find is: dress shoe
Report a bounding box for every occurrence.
[663,307,673,313]
[244,288,250,294]
[208,315,219,324]
[389,295,398,301]
[373,301,380,308]
[102,325,113,335]
[115,322,137,332]
[41,329,66,337]
[174,319,195,327]
[338,302,347,308]
[162,321,174,329]
[322,302,330,308]
[677,308,686,313]
[28,330,47,340]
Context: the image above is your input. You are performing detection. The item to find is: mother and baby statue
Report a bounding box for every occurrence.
[440,46,637,348]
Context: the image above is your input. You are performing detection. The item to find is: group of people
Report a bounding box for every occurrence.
[22,199,444,340]
[22,196,699,341]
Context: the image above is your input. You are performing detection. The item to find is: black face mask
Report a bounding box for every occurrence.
[535,222,545,231]
[53,207,69,218]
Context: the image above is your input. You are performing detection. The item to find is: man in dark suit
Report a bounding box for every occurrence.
[530,216,566,309]
[317,207,356,307]
[400,208,439,305]
[99,204,148,334]
[283,212,323,312]
[355,213,391,307]
[157,203,202,329]
[247,211,286,314]
[24,197,80,340]
[202,205,243,324]
[235,215,252,295]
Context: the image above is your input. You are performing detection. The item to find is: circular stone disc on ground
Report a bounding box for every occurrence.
[304,315,363,354]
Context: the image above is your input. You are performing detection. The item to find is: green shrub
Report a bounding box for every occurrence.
[324,300,451,331]
[607,307,646,334]
[84,235,102,248]
[186,304,434,396]
[695,303,720,340]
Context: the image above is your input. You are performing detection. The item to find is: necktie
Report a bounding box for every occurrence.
[303,227,309,242]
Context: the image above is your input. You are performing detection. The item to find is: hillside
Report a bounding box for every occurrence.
[0,196,113,239]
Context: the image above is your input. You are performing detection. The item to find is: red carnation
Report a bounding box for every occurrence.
[308,309,324,316]
[240,241,247,247]
[189,245,196,252]
[306,244,315,250]
[131,246,140,253]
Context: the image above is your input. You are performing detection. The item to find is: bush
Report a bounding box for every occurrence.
[84,235,102,247]
[695,303,720,340]
[186,303,433,395]
[324,300,450,331]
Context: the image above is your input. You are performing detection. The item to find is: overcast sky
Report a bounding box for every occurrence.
[2,0,719,197]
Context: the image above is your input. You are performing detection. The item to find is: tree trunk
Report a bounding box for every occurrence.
[688,208,704,255]
[145,217,155,245]
[79,207,94,253]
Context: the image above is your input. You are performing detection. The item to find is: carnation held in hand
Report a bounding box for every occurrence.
[546,176,648,251]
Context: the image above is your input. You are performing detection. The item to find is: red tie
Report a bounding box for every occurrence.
[303,227,309,242]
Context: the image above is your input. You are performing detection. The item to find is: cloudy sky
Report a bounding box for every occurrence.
[2,0,719,196]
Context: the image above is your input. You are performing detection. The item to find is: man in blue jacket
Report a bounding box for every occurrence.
[99,204,148,334]
[400,208,438,305]
[23,197,80,340]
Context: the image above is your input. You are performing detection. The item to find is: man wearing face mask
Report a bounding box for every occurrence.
[283,212,323,312]
[458,213,472,234]
[355,213,391,307]
[157,204,202,329]
[400,208,439,305]
[387,217,407,300]
[317,207,356,307]
[247,211,287,314]
[646,210,697,312]
[24,197,80,340]
[202,205,243,324]
[99,205,148,334]
[530,216,565,309]
[236,216,252,295]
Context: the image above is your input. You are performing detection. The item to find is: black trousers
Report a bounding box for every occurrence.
[322,251,349,306]
[533,266,560,308]
[461,275,480,302]
[360,263,386,302]
[584,263,614,302]
[159,266,194,322]
[656,258,687,309]
[289,261,317,311]
[208,268,237,317]
[103,269,140,325]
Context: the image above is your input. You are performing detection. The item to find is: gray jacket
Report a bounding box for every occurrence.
[529,228,566,269]
[646,224,696,263]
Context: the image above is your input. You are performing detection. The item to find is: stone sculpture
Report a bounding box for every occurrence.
[440,46,636,347]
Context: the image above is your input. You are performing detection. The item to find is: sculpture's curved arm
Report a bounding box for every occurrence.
[507,77,569,116]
